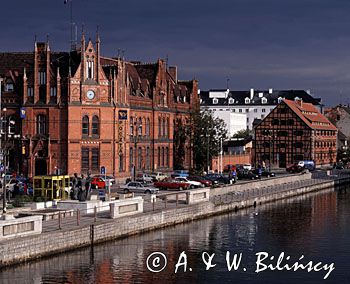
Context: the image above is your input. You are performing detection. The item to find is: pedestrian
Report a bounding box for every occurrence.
[85,173,92,200]
[78,174,87,202]
[72,173,79,200]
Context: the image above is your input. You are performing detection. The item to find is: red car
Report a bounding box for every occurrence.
[188,176,212,187]
[91,177,106,189]
[154,178,190,191]
[286,164,304,173]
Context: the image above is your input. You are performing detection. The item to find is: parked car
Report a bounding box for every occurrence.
[252,168,276,178]
[297,160,316,171]
[286,163,304,173]
[243,164,252,171]
[90,177,106,189]
[237,170,260,180]
[174,177,203,189]
[121,182,159,194]
[172,170,189,178]
[93,175,115,186]
[150,172,168,181]
[154,178,190,191]
[136,173,154,183]
[188,176,213,187]
[203,174,234,185]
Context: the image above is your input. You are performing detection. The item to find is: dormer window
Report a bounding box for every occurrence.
[228,98,234,104]
[261,97,267,104]
[5,82,14,92]
[213,98,218,104]
[258,92,264,98]
[245,98,250,104]
[278,97,283,103]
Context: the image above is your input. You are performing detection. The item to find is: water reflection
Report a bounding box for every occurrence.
[0,187,349,284]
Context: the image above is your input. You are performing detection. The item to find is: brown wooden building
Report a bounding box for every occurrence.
[0,34,198,178]
[254,98,337,168]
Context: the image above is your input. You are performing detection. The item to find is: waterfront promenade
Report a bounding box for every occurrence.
[0,170,349,268]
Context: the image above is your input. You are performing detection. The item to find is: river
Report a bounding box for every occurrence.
[0,185,349,284]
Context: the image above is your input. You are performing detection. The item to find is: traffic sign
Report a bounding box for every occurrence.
[100,166,106,175]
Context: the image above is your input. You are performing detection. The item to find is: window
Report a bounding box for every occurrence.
[138,118,142,136]
[50,87,57,97]
[158,117,162,137]
[82,116,89,136]
[228,98,234,104]
[166,147,169,167]
[261,97,267,104]
[247,117,249,123]
[161,147,165,167]
[262,108,266,113]
[213,98,218,104]
[81,148,89,171]
[91,148,99,170]
[245,109,249,113]
[119,153,124,172]
[263,142,270,148]
[254,109,258,113]
[287,119,294,125]
[146,118,150,136]
[167,118,170,138]
[5,83,14,92]
[146,147,150,169]
[162,118,166,137]
[280,120,286,126]
[92,115,99,136]
[272,119,279,126]
[278,143,286,148]
[138,147,142,169]
[38,72,46,85]
[294,130,303,136]
[87,60,94,79]
[27,87,34,97]
[37,114,46,135]
[245,98,250,104]
[232,109,236,112]
[261,114,265,119]
[130,117,134,136]
[277,131,288,137]
[130,148,134,170]
[239,109,242,113]
[158,147,161,167]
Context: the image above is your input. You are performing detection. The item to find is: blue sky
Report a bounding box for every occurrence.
[1,0,350,106]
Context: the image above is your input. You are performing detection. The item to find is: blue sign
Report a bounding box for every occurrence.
[100,166,106,175]
[118,110,128,120]
[20,107,26,119]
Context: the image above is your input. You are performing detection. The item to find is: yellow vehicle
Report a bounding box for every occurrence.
[33,175,70,200]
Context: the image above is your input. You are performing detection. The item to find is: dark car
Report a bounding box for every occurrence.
[286,164,304,173]
[188,176,213,187]
[237,170,260,180]
[203,174,235,185]
[252,168,275,178]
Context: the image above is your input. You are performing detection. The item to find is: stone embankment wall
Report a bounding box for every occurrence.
[0,174,348,267]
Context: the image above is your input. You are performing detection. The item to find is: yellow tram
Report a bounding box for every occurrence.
[33,175,70,200]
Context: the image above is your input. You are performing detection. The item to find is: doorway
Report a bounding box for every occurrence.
[35,159,47,176]
[279,153,286,168]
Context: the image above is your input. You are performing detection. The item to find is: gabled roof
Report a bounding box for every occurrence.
[283,99,337,131]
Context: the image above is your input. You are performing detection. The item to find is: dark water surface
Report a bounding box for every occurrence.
[0,186,349,284]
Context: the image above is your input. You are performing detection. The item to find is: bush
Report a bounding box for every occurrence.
[12,195,33,207]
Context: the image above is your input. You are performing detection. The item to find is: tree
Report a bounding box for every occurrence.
[173,119,190,170]
[191,108,227,173]
[232,129,251,139]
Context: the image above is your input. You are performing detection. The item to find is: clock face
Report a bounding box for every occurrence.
[86,90,95,100]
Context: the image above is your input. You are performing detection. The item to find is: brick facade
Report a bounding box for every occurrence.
[0,34,198,178]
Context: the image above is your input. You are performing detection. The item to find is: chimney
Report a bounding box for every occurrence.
[295,97,303,108]
[169,66,177,82]
[250,88,254,100]
[269,88,273,94]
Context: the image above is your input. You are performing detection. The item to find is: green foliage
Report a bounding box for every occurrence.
[173,119,191,170]
[191,108,227,172]
[12,195,33,207]
[232,129,251,139]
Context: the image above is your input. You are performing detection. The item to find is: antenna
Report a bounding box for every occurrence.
[226,77,230,89]
[64,0,75,50]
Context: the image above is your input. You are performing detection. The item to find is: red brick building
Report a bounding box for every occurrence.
[254,98,337,168]
[0,34,198,178]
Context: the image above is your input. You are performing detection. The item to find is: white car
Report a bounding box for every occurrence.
[121,182,159,194]
[243,164,252,171]
[151,172,168,181]
[175,177,203,189]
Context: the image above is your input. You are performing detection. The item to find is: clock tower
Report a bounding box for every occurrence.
[67,31,114,175]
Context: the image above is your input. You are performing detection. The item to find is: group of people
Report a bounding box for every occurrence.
[71,173,93,201]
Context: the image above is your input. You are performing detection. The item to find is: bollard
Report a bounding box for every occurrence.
[58,212,62,230]
[94,206,97,223]
[77,209,80,226]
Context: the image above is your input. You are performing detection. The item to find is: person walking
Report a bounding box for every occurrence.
[72,173,79,200]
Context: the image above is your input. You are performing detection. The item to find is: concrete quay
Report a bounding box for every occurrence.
[0,172,348,268]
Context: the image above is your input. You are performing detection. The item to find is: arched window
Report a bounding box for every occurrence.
[158,147,161,168]
[92,115,99,136]
[166,147,169,167]
[161,147,165,167]
[37,114,46,135]
[8,116,16,134]
[146,147,150,169]
[162,118,166,137]
[167,118,170,138]
[130,117,134,136]
[138,117,142,136]
[158,117,162,137]
[82,116,89,136]
[146,118,150,136]
[138,147,142,169]
[130,148,134,171]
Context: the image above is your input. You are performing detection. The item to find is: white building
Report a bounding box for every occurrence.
[200,88,322,135]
